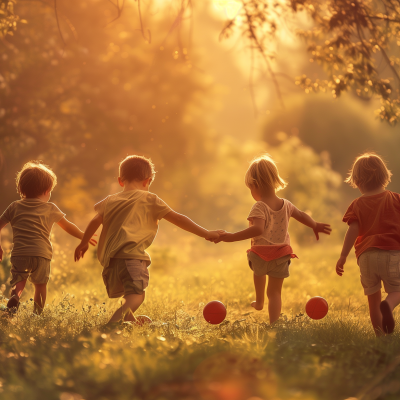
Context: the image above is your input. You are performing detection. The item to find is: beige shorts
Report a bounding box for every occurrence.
[247,252,292,279]
[358,249,400,295]
[102,259,149,298]
[10,256,51,286]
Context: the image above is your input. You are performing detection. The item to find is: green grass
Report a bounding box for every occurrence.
[1,243,400,400]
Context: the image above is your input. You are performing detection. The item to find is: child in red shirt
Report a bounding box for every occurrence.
[336,153,400,335]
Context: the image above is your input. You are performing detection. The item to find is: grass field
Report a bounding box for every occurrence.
[1,237,400,400]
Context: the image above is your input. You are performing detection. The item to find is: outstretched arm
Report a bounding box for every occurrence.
[291,208,331,240]
[0,220,8,262]
[57,217,97,245]
[163,211,219,241]
[74,214,103,261]
[213,218,265,243]
[336,221,359,276]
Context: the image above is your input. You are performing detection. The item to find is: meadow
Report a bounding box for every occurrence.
[1,233,400,400]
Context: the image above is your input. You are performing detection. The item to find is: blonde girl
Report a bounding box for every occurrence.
[214,155,331,324]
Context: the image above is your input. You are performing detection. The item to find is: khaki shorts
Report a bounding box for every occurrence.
[247,252,291,279]
[358,249,400,295]
[10,256,51,286]
[102,258,149,298]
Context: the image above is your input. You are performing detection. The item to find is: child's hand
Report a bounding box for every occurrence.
[75,242,89,262]
[336,256,346,276]
[205,230,220,242]
[313,222,332,240]
[213,231,232,244]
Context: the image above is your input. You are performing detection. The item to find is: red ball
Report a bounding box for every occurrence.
[203,300,227,325]
[306,297,329,320]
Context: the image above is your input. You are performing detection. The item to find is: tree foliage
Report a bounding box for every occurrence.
[221,0,400,124]
[3,1,400,124]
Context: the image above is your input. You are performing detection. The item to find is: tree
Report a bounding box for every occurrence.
[222,0,400,124]
[0,1,211,216]
[3,1,400,124]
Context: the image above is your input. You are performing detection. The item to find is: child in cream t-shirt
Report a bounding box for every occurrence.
[75,155,220,329]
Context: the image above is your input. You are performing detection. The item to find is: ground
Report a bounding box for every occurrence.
[1,242,400,400]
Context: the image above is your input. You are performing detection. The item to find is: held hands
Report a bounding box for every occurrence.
[313,222,332,240]
[336,255,346,276]
[205,230,230,244]
[204,230,221,242]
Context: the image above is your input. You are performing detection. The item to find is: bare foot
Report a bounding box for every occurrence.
[251,301,264,311]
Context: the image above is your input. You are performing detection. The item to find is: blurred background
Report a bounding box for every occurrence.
[1,0,400,290]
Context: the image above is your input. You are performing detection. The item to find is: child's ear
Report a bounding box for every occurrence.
[118,177,124,187]
[143,177,152,187]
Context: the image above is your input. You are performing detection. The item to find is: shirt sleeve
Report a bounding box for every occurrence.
[0,205,11,224]
[50,203,66,224]
[247,202,268,221]
[94,196,109,217]
[152,195,172,220]
[343,201,358,225]
[285,200,300,217]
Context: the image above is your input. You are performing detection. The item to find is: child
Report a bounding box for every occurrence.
[74,155,220,328]
[0,161,97,314]
[336,153,400,335]
[213,155,331,324]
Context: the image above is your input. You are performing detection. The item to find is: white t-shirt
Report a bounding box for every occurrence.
[247,199,298,247]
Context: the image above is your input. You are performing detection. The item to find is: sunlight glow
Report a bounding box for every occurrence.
[212,0,242,20]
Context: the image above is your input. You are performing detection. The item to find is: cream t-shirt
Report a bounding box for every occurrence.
[247,199,298,247]
[0,199,66,259]
[95,190,172,268]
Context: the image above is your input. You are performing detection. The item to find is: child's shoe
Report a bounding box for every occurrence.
[380,300,395,334]
[135,315,152,326]
[6,295,20,314]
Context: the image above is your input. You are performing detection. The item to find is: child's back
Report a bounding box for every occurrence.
[95,189,170,269]
[343,190,400,258]
[2,198,65,260]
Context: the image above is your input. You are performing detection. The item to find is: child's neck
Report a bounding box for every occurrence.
[360,186,386,197]
[258,189,284,211]
[122,181,149,192]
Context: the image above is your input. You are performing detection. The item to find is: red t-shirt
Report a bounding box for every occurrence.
[343,191,400,258]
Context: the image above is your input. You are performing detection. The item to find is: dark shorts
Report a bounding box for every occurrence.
[248,252,291,279]
[10,256,51,286]
[102,258,149,298]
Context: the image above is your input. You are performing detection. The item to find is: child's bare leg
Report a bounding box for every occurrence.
[367,290,383,336]
[108,294,145,323]
[33,284,47,315]
[7,280,27,309]
[380,292,400,334]
[124,293,146,322]
[384,292,400,310]
[251,274,266,310]
[266,276,284,324]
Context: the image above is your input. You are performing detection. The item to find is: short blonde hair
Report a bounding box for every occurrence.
[245,154,287,192]
[16,161,57,198]
[119,155,156,183]
[345,153,392,190]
